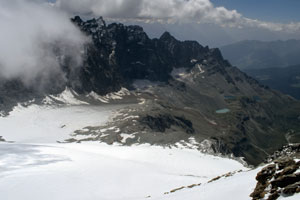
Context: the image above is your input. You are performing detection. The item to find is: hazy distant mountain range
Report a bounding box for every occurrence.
[245,65,300,99]
[220,40,300,70]
[220,40,300,99]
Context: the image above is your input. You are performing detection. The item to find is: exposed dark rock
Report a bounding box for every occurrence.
[140,114,194,134]
[208,176,221,183]
[256,164,276,183]
[275,158,296,170]
[187,183,201,188]
[282,182,300,196]
[267,144,300,163]
[267,191,280,200]
[68,16,215,96]
[0,136,5,142]
[170,186,185,193]
[251,157,300,200]
[271,173,300,188]
[250,181,269,199]
[274,164,299,179]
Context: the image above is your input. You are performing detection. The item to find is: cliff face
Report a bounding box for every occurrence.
[0,16,299,165]
[69,16,221,94]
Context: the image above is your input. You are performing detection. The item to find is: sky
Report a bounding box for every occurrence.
[211,0,300,23]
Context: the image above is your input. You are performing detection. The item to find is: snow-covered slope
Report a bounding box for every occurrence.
[0,104,120,143]
[152,166,300,200]
[0,99,252,199]
[1,142,299,200]
[153,168,259,200]
[0,143,248,200]
[0,94,298,200]
[0,87,133,143]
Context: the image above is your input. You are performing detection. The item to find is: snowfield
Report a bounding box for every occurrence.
[0,103,299,200]
[0,143,248,200]
[0,104,121,143]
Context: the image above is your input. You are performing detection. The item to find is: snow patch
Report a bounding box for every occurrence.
[120,133,136,143]
[199,139,215,154]
[171,68,190,81]
[138,98,146,105]
[196,64,205,74]
[87,87,131,103]
[190,59,198,64]
[49,87,89,105]
[87,91,109,103]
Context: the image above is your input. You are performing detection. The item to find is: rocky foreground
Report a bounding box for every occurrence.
[251,144,300,199]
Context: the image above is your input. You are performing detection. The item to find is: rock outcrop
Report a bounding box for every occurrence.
[251,145,300,200]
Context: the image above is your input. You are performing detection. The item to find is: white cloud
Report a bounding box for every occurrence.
[55,0,300,33]
[244,18,300,33]
[0,0,88,88]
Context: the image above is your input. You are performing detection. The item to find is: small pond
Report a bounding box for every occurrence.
[216,108,230,114]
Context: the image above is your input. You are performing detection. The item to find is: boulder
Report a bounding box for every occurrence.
[275,158,296,170]
[250,182,269,199]
[282,181,300,196]
[266,191,279,200]
[274,164,299,178]
[271,173,300,188]
[256,164,276,183]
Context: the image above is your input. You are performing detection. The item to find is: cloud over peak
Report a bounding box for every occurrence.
[0,0,88,87]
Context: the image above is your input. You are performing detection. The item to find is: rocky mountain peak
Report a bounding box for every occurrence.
[159,31,176,42]
[72,16,83,24]
[95,16,106,27]
[68,16,232,93]
[209,48,225,63]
